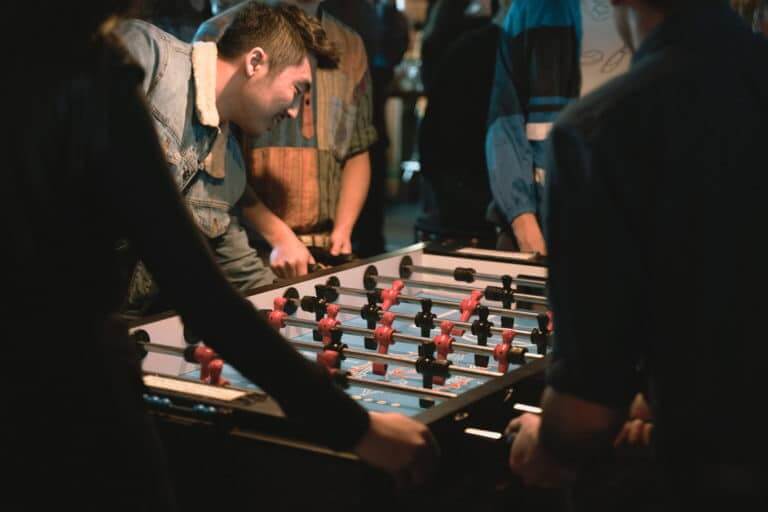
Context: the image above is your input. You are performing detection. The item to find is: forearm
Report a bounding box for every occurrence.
[510,212,545,254]
[239,184,314,276]
[538,387,625,471]
[334,151,371,234]
[512,213,540,230]
[239,185,296,247]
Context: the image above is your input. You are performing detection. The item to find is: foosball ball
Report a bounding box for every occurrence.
[131,244,554,511]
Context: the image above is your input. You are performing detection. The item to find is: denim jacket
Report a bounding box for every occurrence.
[116,20,245,239]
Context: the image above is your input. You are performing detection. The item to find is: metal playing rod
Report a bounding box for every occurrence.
[140,341,186,357]
[373,274,548,305]
[346,377,457,400]
[312,300,534,338]
[462,403,543,442]
[402,264,547,289]
[513,403,543,415]
[374,274,487,295]
[310,301,415,325]
[284,318,542,368]
[290,338,500,380]
[330,284,541,320]
[509,292,548,306]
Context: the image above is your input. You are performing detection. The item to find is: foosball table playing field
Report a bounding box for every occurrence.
[130,243,555,511]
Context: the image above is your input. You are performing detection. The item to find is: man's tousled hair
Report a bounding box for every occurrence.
[217,2,339,72]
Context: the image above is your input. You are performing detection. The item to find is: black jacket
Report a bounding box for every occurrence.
[4,31,368,510]
[546,1,768,473]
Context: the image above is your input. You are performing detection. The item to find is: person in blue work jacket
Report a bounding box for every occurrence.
[485,0,582,255]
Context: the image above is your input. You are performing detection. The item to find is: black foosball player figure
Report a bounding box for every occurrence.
[6,2,436,509]
[415,340,452,409]
[362,291,384,349]
[471,306,493,366]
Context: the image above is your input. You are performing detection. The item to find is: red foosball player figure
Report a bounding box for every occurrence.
[493,329,529,374]
[454,290,484,335]
[432,321,455,385]
[189,344,229,386]
[317,303,341,339]
[372,311,397,375]
[267,296,289,330]
[380,280,404,311]
[317,304,344,369]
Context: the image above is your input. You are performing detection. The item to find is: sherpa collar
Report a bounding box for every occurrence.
[191,41,220,128]
[192,41,229,179]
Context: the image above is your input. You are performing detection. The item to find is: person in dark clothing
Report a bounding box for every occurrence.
[506,0,768,507]
[418,1,509,242]
[320,0,379,62]
[420,0,492,96]
[3,2,434,509]
[352,0,410,257]
[373,0,411,71]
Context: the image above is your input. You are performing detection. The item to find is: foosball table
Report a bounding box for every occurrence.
[131,243,553,511]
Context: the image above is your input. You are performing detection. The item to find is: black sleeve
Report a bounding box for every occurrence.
[544,122,642,409]
[103,71,369,450]
[516,25,581,118]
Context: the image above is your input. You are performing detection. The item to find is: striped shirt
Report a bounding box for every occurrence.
[245,13,376,234]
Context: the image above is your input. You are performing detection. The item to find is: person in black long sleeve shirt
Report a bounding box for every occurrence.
[418,3,508,239]
[3,2,433,510]
[505,0,768,506]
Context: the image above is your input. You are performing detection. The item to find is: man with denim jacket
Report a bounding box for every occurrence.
[196,0,376,278]
[117,3,337,311]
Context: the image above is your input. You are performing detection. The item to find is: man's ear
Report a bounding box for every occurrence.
[245,47,269,77]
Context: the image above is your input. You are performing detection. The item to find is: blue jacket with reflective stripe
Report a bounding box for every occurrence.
[485,0,582,226]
